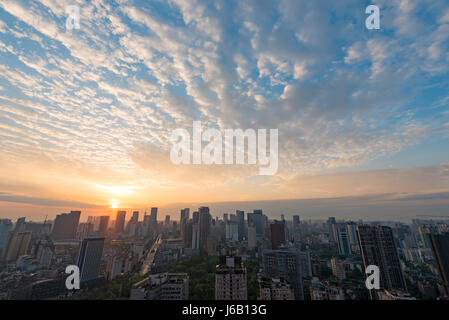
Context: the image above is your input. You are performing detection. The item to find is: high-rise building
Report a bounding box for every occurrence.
[292,216,300,227]
[0,219,13,251]
[248,224,257,248]
[192,222,200,250]
[165,215,170,226]
[98,216,110,236]
[199,207,211,250]
[192,211,199,223]
[180,208,190,235]
[262,247,308,299]
[327,217,336,241]
[225,222,239,242]
[270,221,286,250]
[236,210,245,241]
[346,221,359,250]
[51,211,81,240]
[183,221,193,248]
[215,256,247,300]
[115,211,126,234]
[76,237,105,282]
[426,232,449,296]
[248,210,264,238]
[357,225,407,296]
[0,230,32,262]
[333,223,352,255]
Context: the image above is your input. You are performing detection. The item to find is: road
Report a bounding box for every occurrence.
[140,234,162,275]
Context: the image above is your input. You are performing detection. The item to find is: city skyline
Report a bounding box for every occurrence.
[1,1,449,221]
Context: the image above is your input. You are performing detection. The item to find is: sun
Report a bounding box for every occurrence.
[111,200,119,209]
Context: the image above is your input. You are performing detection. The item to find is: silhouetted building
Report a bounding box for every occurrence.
[51,211,81,240]
[270,222,286,250]
[115,211,126,234]
[98,216,109,236]
[199,207,211,250]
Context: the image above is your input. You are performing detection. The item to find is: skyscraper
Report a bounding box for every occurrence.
[98,216,110,236]
[180,208,190,235]
[247,210,263,238]
[199,207,211,250]
[327,217,336,241]
[270,221,286,250]
[333,223,352,255]
[76,237,105,282]
[215,256,247,300]
[357,225,407,296]
[426,232,449,296]
[0,219,13,251]
[51,211,81,240]
[236,210,245,241]
[115,211,126,234]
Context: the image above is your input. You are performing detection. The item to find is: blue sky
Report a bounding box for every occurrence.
[0,0,448,220]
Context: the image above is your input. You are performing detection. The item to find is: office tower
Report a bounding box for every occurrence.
[215,256,247,300]
[346,221,359,248]
[258,277,294,300]
[199,207,211,250]
[165,215,170,226]
[426,232,449,296]
[180,208,190,235]
[248,224,257,248]
[0,230,32,262]
[115,211,126,234]
[127,211,139,232]
[223,213,228,223]
[183,221,193,248]
[236,210,245,241]
[247,210,263,238]
[225,221,239,242]
[51,211,81,240]
[192,211,199,223]
[262,247,307,299]
[333,223,352,255]
[327,217,336,241]
[293,216,300,227]
[98,216,110,236]
[270,221,286,250]
[76,237,105,282]
[0,219,13,250]
[192,222,200,250]
[357,225,407,295]
[150,207,158,224]
[331,257,346,281]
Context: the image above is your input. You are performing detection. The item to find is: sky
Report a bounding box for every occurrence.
[0,0,448,222]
